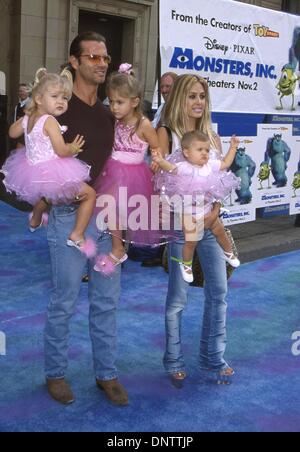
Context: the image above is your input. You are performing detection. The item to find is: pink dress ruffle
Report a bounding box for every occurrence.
[154,150,241,207]
[94,120,169,246]
[1,115,90,205]
[1,147,90,205]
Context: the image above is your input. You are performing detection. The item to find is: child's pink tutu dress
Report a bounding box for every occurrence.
[94,119,163,246]
[154,150,241,215]
[1,115,91,205]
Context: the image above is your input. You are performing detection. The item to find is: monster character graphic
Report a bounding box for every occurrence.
[292,158,300,198]
[230,147,256,204]
[276,64,300,111]
[290,27,300,70]
[258,162,271,190]
[264,134,291,188]
[289,26,300,107]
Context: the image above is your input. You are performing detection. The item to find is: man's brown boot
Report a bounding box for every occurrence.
[96,378,129,406]
[46,378,75,405]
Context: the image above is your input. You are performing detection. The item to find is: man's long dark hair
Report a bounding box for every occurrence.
[69,31,106,58]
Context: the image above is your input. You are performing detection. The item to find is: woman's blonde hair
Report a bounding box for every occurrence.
[162,74,218,149]
[26,67,73,116]
[106,71,143,136]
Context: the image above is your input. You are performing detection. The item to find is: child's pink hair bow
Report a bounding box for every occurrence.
[118,63,133,75]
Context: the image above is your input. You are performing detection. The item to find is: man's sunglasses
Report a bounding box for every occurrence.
[80,54,111,64]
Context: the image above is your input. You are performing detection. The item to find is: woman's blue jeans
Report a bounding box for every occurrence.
[164,230,228,374]
[44,205,121,381]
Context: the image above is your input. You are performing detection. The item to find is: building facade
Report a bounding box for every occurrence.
[0,0,300,115]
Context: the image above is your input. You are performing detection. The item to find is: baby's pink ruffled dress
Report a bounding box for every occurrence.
[154,150,241,216]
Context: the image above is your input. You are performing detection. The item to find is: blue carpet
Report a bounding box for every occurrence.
[0,201,300,432]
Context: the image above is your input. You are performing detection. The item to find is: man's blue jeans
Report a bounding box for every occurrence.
[164,230,228,374]
[44,205,121,381]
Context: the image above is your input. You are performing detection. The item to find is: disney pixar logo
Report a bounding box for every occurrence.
[291,331,300,357]
[0,331,6,356]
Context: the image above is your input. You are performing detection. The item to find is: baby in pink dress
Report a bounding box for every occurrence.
[153,130,241,283]
[1,68,96,257]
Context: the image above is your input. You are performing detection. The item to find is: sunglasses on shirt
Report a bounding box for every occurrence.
[80,54,112,65]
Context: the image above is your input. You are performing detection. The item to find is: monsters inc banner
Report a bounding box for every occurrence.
[160,0,300,115]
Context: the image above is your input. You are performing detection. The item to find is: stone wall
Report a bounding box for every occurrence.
[0,0,21,114]
[18,0,158,102]
[20,0,69,80]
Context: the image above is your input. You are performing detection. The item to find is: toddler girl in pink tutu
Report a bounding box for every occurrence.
[153,130,241,283]
[94,64,161,274]
[1,68,96,256]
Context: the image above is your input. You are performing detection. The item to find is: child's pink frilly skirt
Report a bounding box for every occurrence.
[1,148,91,205]
[94,158,170,246]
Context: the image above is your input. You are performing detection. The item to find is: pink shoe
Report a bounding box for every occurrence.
[66,237,97,258]
[94,253,128,275]
[29,212,49,233]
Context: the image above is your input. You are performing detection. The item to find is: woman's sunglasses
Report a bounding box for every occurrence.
[80,54,112,65]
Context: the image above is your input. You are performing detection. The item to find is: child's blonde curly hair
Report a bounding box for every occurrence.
[26,67,73,116]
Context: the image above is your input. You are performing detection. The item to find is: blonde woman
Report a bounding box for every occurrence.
[156,74,235,387]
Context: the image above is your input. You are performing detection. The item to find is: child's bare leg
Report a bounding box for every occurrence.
[182,214,201,265]
[177,215,200,282]
[208,217,232,253]
[30,199,48,228]
[110,230,126,260]
[182,238,197,265]
[69,183,96,243]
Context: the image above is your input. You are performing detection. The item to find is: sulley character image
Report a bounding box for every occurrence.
[230,147,256,204]
[264,134,291,188]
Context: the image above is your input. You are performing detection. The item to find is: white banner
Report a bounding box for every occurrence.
[160,0,300,115]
